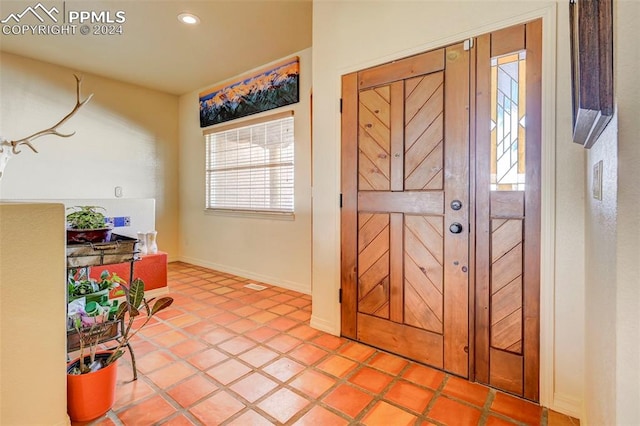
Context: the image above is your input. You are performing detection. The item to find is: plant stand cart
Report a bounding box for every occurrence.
[66,234,140,380]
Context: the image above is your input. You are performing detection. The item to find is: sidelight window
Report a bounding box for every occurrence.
[490,52,526,191]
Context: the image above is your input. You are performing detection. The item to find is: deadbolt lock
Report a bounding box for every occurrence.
[449,222,463,234]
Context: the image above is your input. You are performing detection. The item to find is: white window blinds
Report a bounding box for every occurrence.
[205,113,294,213]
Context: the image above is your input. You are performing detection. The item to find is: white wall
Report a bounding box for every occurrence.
[0,53,180,259]
[583,1,640,424]
[311,0,585,416]
[178,48,312,294]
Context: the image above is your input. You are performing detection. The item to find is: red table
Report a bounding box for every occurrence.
[89,251,168,297]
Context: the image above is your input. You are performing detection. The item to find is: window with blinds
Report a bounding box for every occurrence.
[205,113,294,214]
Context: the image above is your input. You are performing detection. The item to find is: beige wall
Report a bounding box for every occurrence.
[583,1,640,424]
[584,113,618,424]
[311,0,585,416]
[0,53,180,259]
[177,48,312,293]
[0,203,67,425]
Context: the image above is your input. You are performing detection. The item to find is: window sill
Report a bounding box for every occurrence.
[204,209,295,221]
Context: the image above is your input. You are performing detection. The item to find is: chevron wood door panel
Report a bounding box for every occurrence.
[404,215,444,333]
[358,86,391,191]
[405,73,444,190]
[357,213,390,318]
[490,218,523,352]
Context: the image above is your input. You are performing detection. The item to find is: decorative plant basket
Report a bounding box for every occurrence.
[67,234,140,268]
[66,321,120,353]
[67,227,112,244]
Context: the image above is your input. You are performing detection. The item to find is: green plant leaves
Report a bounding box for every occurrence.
[115,301,128,320]
[68,268,124,298]
[129,278,145,310]
[151,297,174,315]
[71,275,175,374]
[66,206,107,230]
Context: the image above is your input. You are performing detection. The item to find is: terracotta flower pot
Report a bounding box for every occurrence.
[67,352,118,422]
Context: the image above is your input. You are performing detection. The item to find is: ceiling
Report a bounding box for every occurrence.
[0,0,312,95]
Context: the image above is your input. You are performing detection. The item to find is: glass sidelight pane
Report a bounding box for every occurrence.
[490,52,526,191]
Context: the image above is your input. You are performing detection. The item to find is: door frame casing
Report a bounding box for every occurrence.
[329,5,559,410]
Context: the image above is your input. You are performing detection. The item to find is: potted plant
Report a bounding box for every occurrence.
[67,277,173,422]
[68,267,126,304]
[66,205,112,244]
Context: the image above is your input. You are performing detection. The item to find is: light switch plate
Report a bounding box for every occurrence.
[592,160,603,200]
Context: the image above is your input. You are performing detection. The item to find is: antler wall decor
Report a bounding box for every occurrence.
[0,74,93,180]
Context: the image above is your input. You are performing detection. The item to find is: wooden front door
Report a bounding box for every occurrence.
[340,20,542,400]
[341,43,471,378]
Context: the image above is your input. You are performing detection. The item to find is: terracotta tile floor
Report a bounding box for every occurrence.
[75,262,580,426]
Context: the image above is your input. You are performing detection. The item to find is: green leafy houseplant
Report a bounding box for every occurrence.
[68,268,126,300]
[66,206,109,230]
[66,206,113,244]
[68,278,173,375]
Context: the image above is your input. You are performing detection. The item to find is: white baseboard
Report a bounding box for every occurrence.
[146,287,169,298]
[108,286,168,304]
[552,392,582,420]
[310,314,339,336]
[177,256,311,295]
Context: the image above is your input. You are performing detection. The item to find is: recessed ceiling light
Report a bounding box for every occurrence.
[178,13,200,25]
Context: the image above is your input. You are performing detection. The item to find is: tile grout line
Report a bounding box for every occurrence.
[477,387,496,425]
